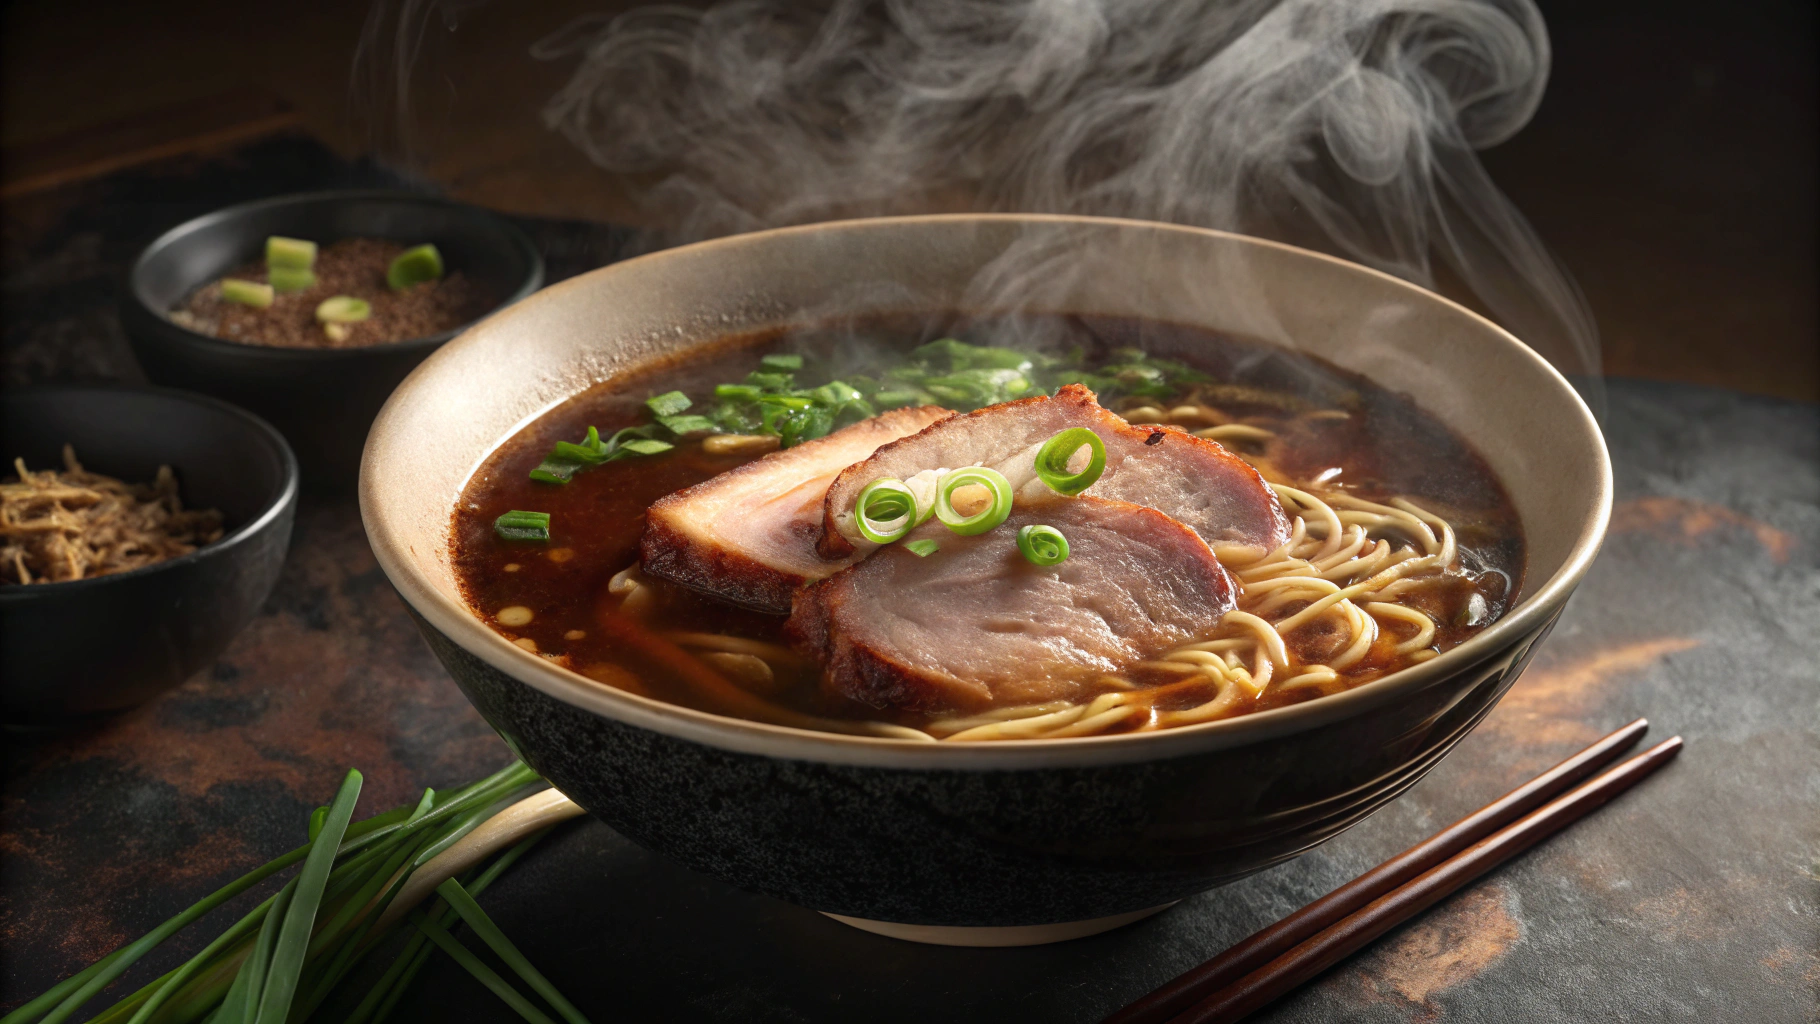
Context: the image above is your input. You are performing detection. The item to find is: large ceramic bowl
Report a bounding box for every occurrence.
[361,216,1609,945]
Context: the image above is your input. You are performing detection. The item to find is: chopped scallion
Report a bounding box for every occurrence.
[904,539,940,557]
[494,510,550,542]
[933,467,1014,536]
[1033,427,1107,496]
[268,266,317,293]
[316,296,371,323]
[645,391,692,417]
[221,279,274,308]
[324,323,352,343]
[1017,524,1070,566]
[759,353,803,371]
[853,478,919,544]
[265,236,318,271]
[387,244,444,290]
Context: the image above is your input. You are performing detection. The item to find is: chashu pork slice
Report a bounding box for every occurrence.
[818,383,1289,559]
[642,406,953,613]
[788,495,1238,714]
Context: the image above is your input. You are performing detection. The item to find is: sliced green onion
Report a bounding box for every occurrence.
[714,383,763,401]
[221,279,274,308]
[494,510,550,542]
[618,438,673,456]
[645,391,692,417]
[903,539,939,557]
[933,467,1013,536]
[759,353,803,372]
[268,266,317,293]
[1034,428,1107,496]
[1017,524,1070,566]
[853,478,919,544]
[387,244,444,290]
[265,236,317,271]
[315,296,371,323]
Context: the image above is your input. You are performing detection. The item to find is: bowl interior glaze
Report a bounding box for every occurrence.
[361,215,1610,768]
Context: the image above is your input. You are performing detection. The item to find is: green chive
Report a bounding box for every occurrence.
[645,391,691,417]
[1017,524,1070,566]
[387,244,444,290]
[933,467,1014,536]
[494,510,550,542]
[759,353,803,371]
[853,478,919,545]
[436,879,592,1024]
[265,236,317,271]
[655,414,717,436]
[714,384,762,401]
[316,296,371,323]
[252,769,362,1024]
[1033,428,1107,496]
[221,279,274,308]
[409,912,560,1024]
[904,539,940,557]
[268,266,317,293]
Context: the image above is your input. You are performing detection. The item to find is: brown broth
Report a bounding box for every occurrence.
[450,314,1524,735]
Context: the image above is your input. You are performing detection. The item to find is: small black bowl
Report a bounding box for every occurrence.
[0,386,298,720]
[121,191,544,489]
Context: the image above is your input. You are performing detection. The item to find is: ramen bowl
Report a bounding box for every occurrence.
[361,215,1608,945]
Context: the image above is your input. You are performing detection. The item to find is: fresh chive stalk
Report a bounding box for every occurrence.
[387,244,444,290]
[8,761,576,1024]
[221,279,274,308]
[409,913,560,1024]
[266,236,318,271]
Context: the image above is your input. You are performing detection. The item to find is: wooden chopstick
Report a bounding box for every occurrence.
[1106,718,1652,1024]
[1167,735,1684,1024]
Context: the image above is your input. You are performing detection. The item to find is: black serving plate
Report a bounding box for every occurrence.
[120,191,544,489]
[0,386,298,720]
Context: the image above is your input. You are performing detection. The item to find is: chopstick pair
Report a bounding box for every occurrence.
[1105,718,1681,1024]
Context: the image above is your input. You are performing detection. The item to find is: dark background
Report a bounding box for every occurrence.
[5,0,1816,400]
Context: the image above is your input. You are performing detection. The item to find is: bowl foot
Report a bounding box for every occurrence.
[820,903,1177,947]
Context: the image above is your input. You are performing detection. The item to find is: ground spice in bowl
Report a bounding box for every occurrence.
[169,238,495,349]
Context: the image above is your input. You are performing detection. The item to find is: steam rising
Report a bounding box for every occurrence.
[358,0,1600,388]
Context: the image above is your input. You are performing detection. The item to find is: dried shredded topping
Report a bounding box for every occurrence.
[0,446,223,585]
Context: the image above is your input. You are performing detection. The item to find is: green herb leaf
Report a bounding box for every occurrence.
[759,353,803,371]
[655,414,718,436]
[904,539,939,557]
[436,879,593,1024]
[645,391,692,417]
[616,438,673,456]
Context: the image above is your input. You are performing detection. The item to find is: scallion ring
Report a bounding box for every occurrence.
[494,510,550,542]
[933,467,1013,536]
[1034,428,1107,496]
[1017,524,1070,566]
[854,478,919,544]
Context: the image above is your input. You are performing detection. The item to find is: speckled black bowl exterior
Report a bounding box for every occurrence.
[1,386,297,719]
[414,611,1556,924]
[363,216,1610,930]
[122,191,543,490]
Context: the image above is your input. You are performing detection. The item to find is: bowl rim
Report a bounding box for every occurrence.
[125,189,547,360]
[363,213,1612,769]
[0,383,300,600]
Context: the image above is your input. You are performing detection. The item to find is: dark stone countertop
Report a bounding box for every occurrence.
[2,143,1816,1021]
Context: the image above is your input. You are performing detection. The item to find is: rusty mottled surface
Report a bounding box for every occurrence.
[2,142,1817,1020]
